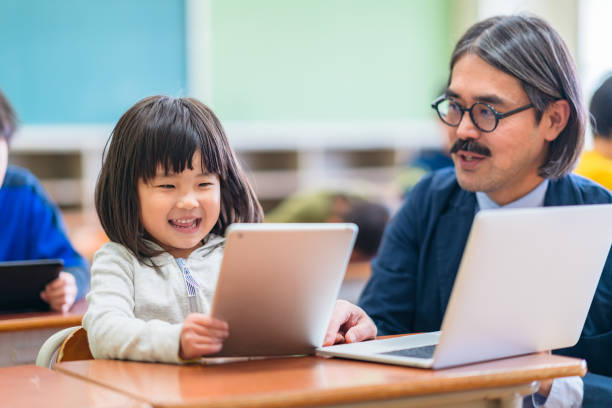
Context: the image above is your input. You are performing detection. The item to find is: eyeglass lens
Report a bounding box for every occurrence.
[436,99,497,132]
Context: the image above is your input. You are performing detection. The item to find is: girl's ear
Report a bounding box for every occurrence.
[541,99,570,142]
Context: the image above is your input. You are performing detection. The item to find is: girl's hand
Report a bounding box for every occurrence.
[179,314,229,359]
[40,271,77,312]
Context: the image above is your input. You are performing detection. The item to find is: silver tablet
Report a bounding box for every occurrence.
[211,223,357,357]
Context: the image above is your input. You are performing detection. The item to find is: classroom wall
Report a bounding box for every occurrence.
[0,0,186,124]
[0,0,451,125]
[208,0,452,121]
[2,1,604,128]
[2,0,453,212]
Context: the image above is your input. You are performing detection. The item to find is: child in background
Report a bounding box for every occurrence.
[574,74,612,190]
[0,88,89,311]
[83,96,263,363]
[265,192,390,262]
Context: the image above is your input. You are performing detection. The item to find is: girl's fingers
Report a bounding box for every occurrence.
[191,323,229,337]
[181,335,226,358]
[184,342,223,358]
[187,314,229,330]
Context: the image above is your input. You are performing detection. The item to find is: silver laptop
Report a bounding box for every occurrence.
[317,204,612,369]
[210,223,357,357]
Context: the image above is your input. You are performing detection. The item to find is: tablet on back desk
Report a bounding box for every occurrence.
[317,204,612,369]
[0,259,63,312]
[210,223,357,357]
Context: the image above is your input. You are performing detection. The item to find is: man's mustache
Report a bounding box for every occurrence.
[449,139,492,157]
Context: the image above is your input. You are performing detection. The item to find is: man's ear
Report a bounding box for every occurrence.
[541,99,570,142]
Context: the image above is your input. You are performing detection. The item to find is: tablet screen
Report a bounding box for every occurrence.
[0,259,63,312]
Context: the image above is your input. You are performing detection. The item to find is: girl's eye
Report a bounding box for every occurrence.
[199,182,213,187]
[158,184,175,189]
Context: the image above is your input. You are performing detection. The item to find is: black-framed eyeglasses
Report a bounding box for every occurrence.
[431,96,534,132]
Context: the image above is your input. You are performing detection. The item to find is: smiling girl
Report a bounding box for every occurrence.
[83,96,262,363]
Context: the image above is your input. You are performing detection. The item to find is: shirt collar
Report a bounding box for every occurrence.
[476,179,549,211]
[146,234,225,265]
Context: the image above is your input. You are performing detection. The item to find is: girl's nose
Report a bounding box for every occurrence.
[177,193,199,209]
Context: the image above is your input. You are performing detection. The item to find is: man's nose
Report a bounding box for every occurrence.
[177,192,199,209]
[455,112,480,140]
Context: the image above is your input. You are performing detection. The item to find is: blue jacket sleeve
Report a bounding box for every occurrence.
[358,186,422,335]
[25,174,90,300]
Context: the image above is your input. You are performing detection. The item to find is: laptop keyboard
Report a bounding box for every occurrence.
[379,344,437,359]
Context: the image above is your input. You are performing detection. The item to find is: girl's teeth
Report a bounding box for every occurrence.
[173,219,196,227]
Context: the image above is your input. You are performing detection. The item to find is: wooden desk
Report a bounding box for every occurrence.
[0,298,87,366]
[55,353,585,408]
[0,365,149,408]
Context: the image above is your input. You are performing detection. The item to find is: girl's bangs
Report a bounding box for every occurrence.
[136,118,221,182]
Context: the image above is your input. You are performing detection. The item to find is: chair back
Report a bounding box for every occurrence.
[57,326,93,362]
[36,326,93,368]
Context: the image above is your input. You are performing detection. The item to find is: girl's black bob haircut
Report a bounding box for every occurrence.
[95,95,263,262]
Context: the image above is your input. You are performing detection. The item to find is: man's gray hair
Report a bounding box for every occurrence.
[450,14,585,178]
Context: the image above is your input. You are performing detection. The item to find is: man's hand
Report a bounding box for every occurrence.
[323,299,377,346]
[40,271,77,312]
[179,314,229,360]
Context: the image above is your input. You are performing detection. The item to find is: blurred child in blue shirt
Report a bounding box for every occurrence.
[0,88,89,311]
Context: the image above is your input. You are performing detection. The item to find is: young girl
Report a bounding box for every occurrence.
[83,95,263,363]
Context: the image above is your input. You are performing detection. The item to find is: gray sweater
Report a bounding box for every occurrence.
[83,235,224,363]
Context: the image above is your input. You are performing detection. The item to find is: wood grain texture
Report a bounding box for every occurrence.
[0,298,87,332]
[54,353,585,408]
[0,365,150,408]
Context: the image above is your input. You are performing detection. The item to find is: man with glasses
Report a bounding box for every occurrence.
[324,14,612,407]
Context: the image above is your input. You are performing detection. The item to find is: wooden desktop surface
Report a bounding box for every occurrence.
[0,298,87,332]
[0,365,149,408]
[55,353,585,408]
